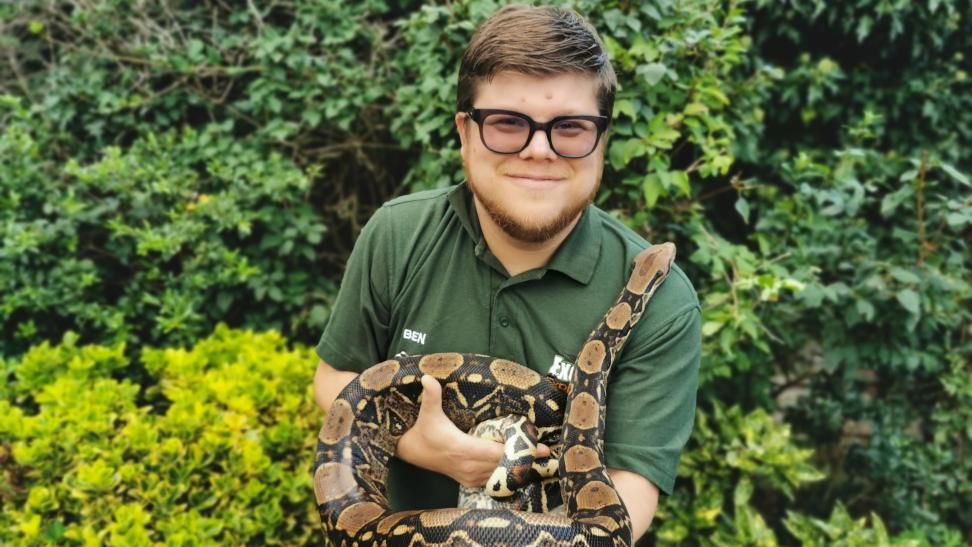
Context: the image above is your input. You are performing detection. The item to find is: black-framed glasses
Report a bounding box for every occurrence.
[466,108,610,159]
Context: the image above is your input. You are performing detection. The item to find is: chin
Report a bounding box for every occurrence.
[511,205,561,225]
[503,206,580,243]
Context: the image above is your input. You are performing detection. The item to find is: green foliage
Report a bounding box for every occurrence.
[748,0,970,156]
[1,0,970,544]
[0,327,319,545]
[1,0,410,355]
[784,503,921,547]
[1,96,335,355]
[732,1,972,537]
[652,403,926,546]
[654,403,823,545]
[386,0,508,190]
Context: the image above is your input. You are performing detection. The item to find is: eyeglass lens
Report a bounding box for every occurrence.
[481,113,599,157]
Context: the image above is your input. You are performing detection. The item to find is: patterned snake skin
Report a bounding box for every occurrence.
[457,413,568,514]
[313,243,676,546]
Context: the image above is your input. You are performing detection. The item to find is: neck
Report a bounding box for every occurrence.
[472,198,581,277]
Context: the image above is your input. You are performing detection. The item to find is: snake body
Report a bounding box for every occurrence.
[314,243,676,546]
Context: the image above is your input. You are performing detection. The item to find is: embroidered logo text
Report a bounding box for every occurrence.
[402,328,427,345]
[548,354,575,382]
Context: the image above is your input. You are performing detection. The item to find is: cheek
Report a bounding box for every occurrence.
[464,149,505,187]
[571,159,599,188]
[476,153,504,176]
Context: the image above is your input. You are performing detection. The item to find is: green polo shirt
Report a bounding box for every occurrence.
[316,182,700,510]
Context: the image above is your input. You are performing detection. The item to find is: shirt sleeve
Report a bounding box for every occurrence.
[315,206,394,372]
[602,286,701,495]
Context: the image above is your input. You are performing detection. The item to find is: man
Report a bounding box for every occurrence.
[313,5,700,543]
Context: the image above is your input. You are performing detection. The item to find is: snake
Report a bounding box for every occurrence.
[313,242,676,547]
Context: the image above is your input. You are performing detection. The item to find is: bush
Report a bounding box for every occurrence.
[1,0,970,543]
[733,1,972,537]
[0,327,320,545]
[1,0,409,356]
[654,403,823,545]
[785,503,923,547]
[2,330,923,546]
[1,97,334,355]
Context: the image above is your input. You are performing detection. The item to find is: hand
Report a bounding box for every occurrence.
[395,375,550,488]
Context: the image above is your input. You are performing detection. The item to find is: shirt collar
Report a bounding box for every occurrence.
[447,182,482,244]
[447,181,601,285]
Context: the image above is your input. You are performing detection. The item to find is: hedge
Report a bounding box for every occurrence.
[1,0,969,544]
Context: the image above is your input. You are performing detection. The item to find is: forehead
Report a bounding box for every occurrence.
[472,71,599,116]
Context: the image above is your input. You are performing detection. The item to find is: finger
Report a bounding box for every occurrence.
[536,443,551,458]
[465,435,505,463]
[418,374,443,413]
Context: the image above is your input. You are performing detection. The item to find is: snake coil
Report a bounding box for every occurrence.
[314,242,676,546]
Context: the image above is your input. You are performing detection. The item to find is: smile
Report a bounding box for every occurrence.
[506,174,564,190]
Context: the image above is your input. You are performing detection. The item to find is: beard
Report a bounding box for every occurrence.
[467,175,600,244]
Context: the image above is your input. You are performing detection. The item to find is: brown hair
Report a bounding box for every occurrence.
[456,4,617,118]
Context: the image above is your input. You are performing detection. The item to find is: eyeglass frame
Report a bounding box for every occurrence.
[465,108,611,159]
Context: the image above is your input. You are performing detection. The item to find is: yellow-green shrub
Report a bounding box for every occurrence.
[653,403,823,545]
[2,325,937,545]
[0,326,320,545]
[784,503,923,547]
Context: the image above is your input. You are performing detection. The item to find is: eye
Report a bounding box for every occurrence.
[488,115,528,128]
[553,119,594,134]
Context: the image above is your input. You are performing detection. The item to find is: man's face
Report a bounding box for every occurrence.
[455,71,606,243]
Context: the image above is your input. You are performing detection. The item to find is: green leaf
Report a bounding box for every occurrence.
[855,299,876,321]
[896,289,921,315]
[642,174,663,207]
[889,267,920,284]
[702,320,724,337]
[941,162,971,186]
[301,110,322,128]
[609,138,646,170]
[613,99,637,120]
[670,170,691,197]
[700,86,731,106]
[735,197,751,223]
[629,39,659,61]
[734,477,754,506]
[636,63,667,86]
[187,39,205,61]
[945,212,970,227]
[684,102,709,116]
[880,186,911,217]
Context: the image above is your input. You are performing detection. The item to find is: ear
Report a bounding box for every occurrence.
[455,112,469,150]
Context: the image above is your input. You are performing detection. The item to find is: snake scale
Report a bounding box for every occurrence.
[314,242,676,546]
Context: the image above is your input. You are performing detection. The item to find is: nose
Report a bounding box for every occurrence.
[518,129,557,161]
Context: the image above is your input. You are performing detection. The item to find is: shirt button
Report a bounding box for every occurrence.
[498,316,511,328]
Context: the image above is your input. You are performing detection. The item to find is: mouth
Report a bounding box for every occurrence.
[505,174,565,190]
[507,174,564,181]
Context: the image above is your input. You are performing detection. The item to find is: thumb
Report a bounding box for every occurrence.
[418,374,443,414]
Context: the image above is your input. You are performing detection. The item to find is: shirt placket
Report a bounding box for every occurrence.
[488,270,511,355]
